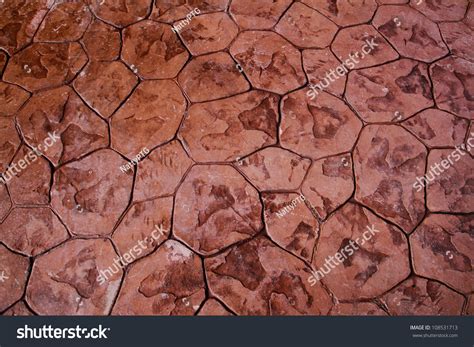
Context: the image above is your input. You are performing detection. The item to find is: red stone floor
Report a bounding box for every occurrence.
[0,0,473,316]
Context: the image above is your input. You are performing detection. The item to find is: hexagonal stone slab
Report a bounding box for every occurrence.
[330,302,387,316]
[2,301,34,316]
[230,0,292,29]
[198,299,232,316]
[17,86,108,166]
[410,214,473,293]
[174,165,262,256]
[111,80,185,158]
[280,89,362,160]
[313,203,410,300]
[0,207,68,257]
[26,239,121,315]
[89,0,152,27]
[410,0,468,22]
[303,49,346,97]
[347,59,433,122]
[178,52,249,102]
[180,91,278,162]
[81,19,120,62]
[0,244,29,312]
[230,31,306,94]
[0,184,11,221]
[0,117,20,172]
[112,240,205,315]
[439,22,474,63]
[354,125,426,233]
[51,149,133,236]
[0,82,29,116]
[205,236,332,315]
[151,0,228,22]
[73,61,138,118]
[301,0,377,26]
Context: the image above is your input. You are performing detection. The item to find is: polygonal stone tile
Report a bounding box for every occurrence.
[122,20,189,79]
[354,125,426,233]
[174,165,262,256]
[301,0,377,26]
[89,0,152,27]
[151,0,228,22]
[2,301,34,316]
[373,5,448,63]
[17,86,108,166]
[230,0,292,29]
[346,59,433,122]
[410,0,468,22]
[312,203,410,300]
[178,52,249,102]
[230,31,306,94]
[410,214,474,293]
[51,149,133,236]
[3,42,87,92]
[331,25,399,69]
[35,2,91,42]
[0,244,29,312]
[112,197,172,262]
[0,207,68,257]
[205,236,332,315]
[302,154,354,220]
[111,80,185,158]
[134,141,193,201]
[431,57,474,120]
[467,295,474,315]
[179,91,279,162]
[73,61,138,118]
[178,13,238,56]
[403,109,469,148]
[238,147,310,191]
[0,82,29,116]
[198,299,232,316]
[112,240,205,315]
[0,117,20,172]
[26,238,121,315]
[280,89,362,160]
[330,302,387,316]
[263,192,318,262]
[275,2,338,49]
[81,19,120,62]
[382,276,464,315]
[439,22,474,63]
[426,149,473,213]
[0,184,11,221]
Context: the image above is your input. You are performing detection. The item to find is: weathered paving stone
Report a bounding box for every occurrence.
[373,5,448,63]
[410,0,468,22]
[0,244,29,312]
[0,117,21,172]
[301,0,377,26]
[179,91,279,162]
[17,86,109,166]
[111,80,185,158]
[439,22,474,63]
[89,0,152,28]
[2,301,34,316]
[410,214,474,293]
[73,61,138,118]
[178,13,238,56]
[134,141,193,201]
[346,59,433,122]
[330,302,387,316]
[313,203,410,300]
[0,184,11,221]
[465,4,474,30]
[34,2,91,42]
[275,2,338,49]
[263,192,318,262]
[112,197,173,262]
[230,0,292,29]
[280,89,362,160]
[426,149,473,213]
[205,236,332,315]
[178,52,249,102]
[174,165,262,256]
[230,31,306,94]
[302,154,354,220]
[402,109,469,148]
[112,240,205,315]
[26,239,121,315]
[0,207,69,257]
[0,51,7,73]
[0,82,29,116]
[51,149,133,236]
[354,125,426,233]
[151,0,228,22]
[238,147,310,191]
[81,19,121,62]
[198,299,233,316]
[431,57,474,120]
[382,276,464,315]
[3,42,87,92]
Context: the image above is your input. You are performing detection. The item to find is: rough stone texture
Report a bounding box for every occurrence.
[301,0,377,26]
[410,0,468,22]
[0,184,11,221]
[151,0,228,22]
[0,51,7,74]
[354,125,426,233]
[2,301,34,316]
[0,117,21,172]
[230,0,292,29]
[205,236,332,315]
[280,89,362,160]
[89,0,152,28]
[410,214,473,293]
[346,59,433,122]
[0,82,29,116]
[0,207,68,256]
[81,19,120,62]
[51,150,133,236]
[0,244,29,312]
[26,239,121,315]
[174,165,262,256]
[110,80,185,158]
[439,22,474,63]
[198,299,232,316]
[330,302,387,316]
[112,240,205,315]
[180,91,279,162]
[230,31,306,94]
